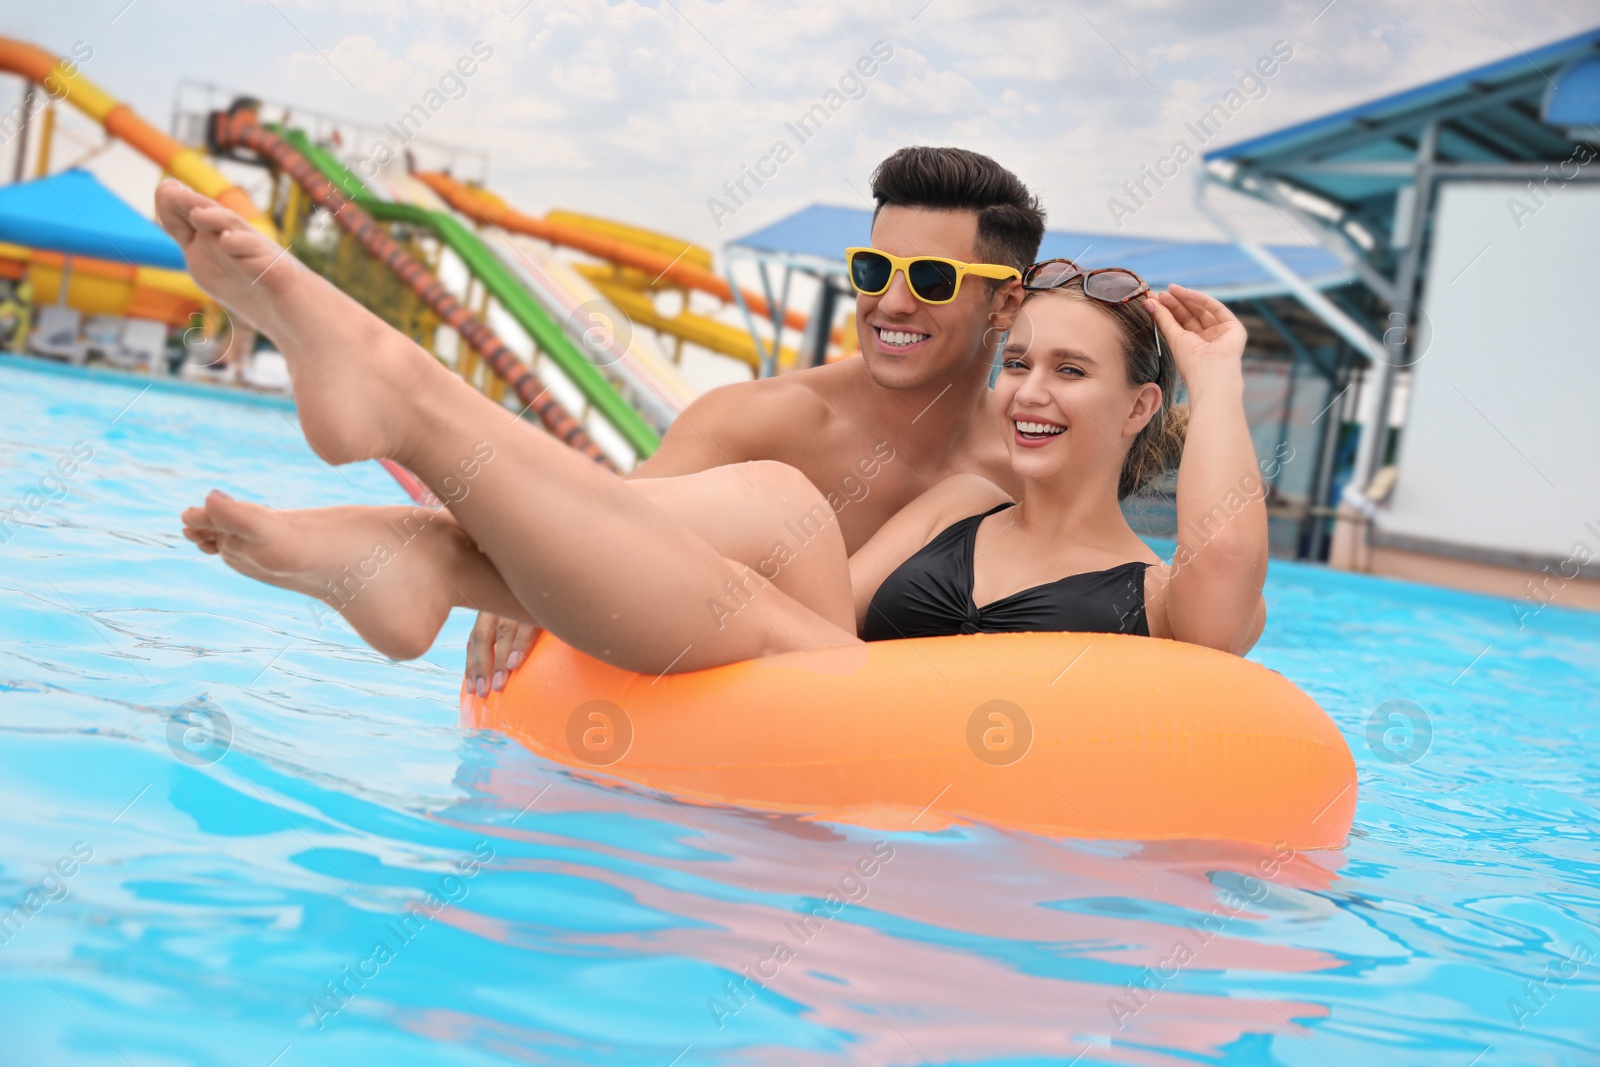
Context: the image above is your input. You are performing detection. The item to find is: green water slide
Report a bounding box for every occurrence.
[276,127,659,457]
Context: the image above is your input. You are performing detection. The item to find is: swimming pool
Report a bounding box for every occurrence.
[2,356,1596,1066]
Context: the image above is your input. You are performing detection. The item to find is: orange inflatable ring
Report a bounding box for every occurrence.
[463,631,1357,849]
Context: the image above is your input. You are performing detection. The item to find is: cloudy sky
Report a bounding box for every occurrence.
[5,0,1596,252]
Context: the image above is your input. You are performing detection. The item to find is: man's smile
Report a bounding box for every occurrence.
[873,326,931,350]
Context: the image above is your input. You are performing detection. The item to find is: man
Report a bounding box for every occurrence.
[465,145,1047,693]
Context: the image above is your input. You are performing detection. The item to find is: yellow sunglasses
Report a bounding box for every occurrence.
[845,247,1022,305]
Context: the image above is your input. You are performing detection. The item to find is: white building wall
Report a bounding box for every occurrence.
[1380,181,1600,560]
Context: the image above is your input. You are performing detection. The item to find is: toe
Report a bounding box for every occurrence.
[154,181,199,244]
[181,523,220,554]
[188,203,239,236]
[202,490,264,539]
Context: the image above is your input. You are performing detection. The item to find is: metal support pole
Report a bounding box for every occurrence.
[1243,173,1399,304]
[12,84,35,184]
[1252,296,1338,381]
[756,261,782,378]
[1196,180,1386,364]
[722,251,773,377]
[1361,121,1436,487]
[33,100,55,179]
[1306,341,1350,562]
[807,283,839,368]
[773,265,793,370]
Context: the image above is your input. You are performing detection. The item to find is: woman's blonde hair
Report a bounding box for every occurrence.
[1022,281,1188,499]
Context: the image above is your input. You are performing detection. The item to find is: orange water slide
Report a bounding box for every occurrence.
[413,171,809,335]
[0,243,205,325]
[0,37,275,239]
[0,38,612,473]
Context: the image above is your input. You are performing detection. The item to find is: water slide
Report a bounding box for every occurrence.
[573,261,799,371]
[505,211,785,372]
[0,37,623,474]
[411,172,805,371]
[0,36,254,327]
[0,241,206,325]
[211,106,650,465]
[0,38,273,238]
[375,171,695,429]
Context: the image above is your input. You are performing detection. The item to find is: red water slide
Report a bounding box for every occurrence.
[212,103,614,470]
[413,170,811,335]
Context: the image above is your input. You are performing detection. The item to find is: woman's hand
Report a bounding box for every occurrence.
[1141,283,1266,656]
[1144,283,1246,389]
[464,612,540,697]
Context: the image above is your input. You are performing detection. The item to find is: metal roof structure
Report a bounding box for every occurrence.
[1198,25,1600,489]
[728,203,1349,300]
[1204,26,1600,257]
[724,204,1354,374]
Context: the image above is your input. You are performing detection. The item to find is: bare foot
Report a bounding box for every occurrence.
[182,490,466,659]
[154,180,436,466]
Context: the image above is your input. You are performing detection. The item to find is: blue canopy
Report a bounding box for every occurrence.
[0,168,185,270]
[728,204,1347,298]
[1207,25,1600,166]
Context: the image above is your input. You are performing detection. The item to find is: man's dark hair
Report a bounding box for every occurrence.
[869,147,1046,271]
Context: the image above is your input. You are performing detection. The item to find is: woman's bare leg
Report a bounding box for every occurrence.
[182,494,526,660]
[181,461,857,662]
[628,462,856,632]
[157,182,856,672]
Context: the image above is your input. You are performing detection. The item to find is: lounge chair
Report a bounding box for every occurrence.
[107,319,169,372]
[28,305,87,364]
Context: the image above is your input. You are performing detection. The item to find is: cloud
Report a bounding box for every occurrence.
[7,0,1594,250]
[286,34,419,97]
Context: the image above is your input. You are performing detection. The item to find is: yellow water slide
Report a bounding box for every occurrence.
[413,171,801,372]
[0,37,276,239]
[0,36,277,327]
[0,241,205,325]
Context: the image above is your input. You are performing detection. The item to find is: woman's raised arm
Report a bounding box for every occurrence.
[1144,285,1267,654]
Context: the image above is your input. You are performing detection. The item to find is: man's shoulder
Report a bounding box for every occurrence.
[687,364,848,438]
[702,367,832,412]
[642,364,866,475]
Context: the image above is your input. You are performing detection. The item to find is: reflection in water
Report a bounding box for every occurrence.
[4,361,1599,1066]
[454,758,1340,1064]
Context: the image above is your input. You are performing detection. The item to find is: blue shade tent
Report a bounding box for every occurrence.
[1545,53,1600,129]
[0,168,184,270]
[728,204,1347,299]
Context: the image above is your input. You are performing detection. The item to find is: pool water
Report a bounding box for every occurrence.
[2,357,1597,1066]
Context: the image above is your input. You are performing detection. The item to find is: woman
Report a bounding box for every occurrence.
[168,181,1264,672]
[849,260,1266,654]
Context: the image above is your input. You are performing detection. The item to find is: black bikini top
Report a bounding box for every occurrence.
[862,503,1151,641]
